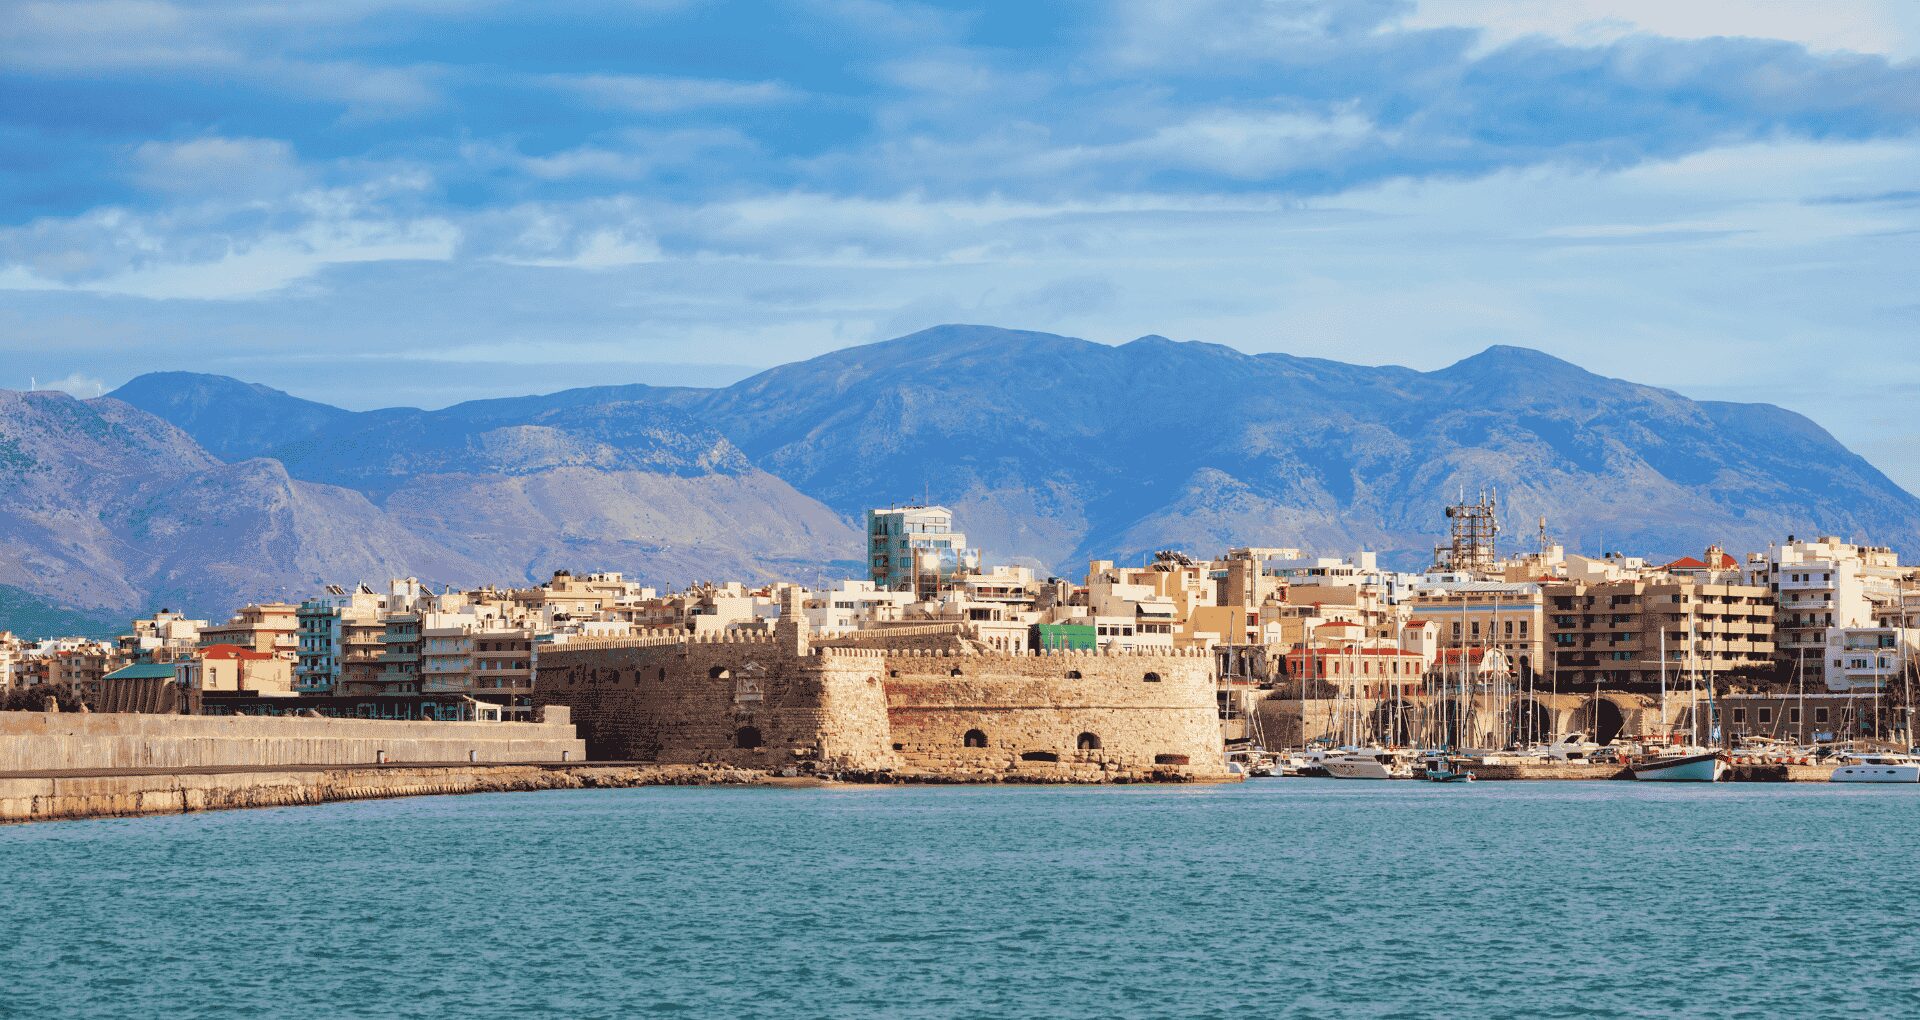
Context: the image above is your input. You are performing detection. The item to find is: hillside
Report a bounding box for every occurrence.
[5,323,1908,628]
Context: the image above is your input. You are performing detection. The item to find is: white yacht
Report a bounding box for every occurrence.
[1322,747,1417,780]
[1540,732,1602,761]
[1830,753,1920,784]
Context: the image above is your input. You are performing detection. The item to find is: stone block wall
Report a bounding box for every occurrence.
[880,648,1225,775]
[534,637,1230,780]
[534,636,900,771]
[0,709,584,773]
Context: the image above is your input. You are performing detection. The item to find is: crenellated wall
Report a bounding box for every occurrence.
[534,636,1230,780]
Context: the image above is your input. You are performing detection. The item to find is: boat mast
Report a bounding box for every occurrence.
[1689,604,1701,746]
[1902,580,1914,749]
[1659,625,1668,741]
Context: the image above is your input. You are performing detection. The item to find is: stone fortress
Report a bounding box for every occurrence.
[532,592,1231,782]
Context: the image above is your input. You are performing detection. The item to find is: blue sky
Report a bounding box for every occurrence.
[3,0,1920,485]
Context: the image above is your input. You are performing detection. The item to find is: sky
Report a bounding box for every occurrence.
[3,0,1919,486]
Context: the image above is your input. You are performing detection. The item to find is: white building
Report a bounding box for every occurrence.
[1749,536,1910,687]
[865,505,980,598]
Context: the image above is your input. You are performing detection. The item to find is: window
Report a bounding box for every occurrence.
[1816,707,1830,723]
[1790,707,1801,723]
[1732,708,1746,723]
[1758,708,1772,724]
[963,729,988,748]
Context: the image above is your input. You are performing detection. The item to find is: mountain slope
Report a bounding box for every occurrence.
[102,325,1920,591]
[106,371,411,463]
[0,391,486,619]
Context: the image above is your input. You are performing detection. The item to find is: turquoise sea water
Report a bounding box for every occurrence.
[4,780,1919,1019]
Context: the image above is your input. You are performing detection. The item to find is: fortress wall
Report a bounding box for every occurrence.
[534,640,900,771]
[880,649,1227,775]
[0,710,584,773]
[534,639,1231,780]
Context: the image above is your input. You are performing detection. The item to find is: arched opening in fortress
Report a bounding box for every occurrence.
[1021,750,1060,762]
[1155,754,1190,765]
[1143,672,1162,683]
[1516,699,1556,745]
[1434,700,1466,749]
[1369,701,1415,746]
[964,729,988,748]
[734,726,763,749]
[1585,698,1626,745]
[710,667,731,679]
[1077,732,1102,750]
[1066,670,1082,679]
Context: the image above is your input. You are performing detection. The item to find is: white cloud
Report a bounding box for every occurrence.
[1398,0,1920,59]
[132,136,306,197]
[33,372,107,397]
[550,73,799,113]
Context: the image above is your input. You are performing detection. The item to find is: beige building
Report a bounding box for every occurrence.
[1403,582,1545,680]
[179,644,293,695]
[199,603,298,657]
[1544,578,1774,688]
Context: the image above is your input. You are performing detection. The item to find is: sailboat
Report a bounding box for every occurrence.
[1633,607,1728,782]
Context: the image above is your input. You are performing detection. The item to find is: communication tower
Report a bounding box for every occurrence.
[1433,488,1501,574]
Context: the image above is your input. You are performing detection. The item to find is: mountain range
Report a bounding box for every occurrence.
[3,324,1916,634]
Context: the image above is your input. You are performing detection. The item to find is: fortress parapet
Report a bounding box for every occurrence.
[534,632,1229,781]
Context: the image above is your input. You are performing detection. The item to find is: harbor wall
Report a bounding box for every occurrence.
[0,762,771,825]
[0,710,585,773]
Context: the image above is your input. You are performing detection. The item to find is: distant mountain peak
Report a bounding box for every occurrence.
[1438,344,1587,376]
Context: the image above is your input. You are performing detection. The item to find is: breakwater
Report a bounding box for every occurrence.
[0,709,584,772]
[0,762,782,824]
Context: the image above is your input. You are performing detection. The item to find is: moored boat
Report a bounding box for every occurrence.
[1830,753,1920,784]
[1631,750,1729,782]
[1323,747,1417,780]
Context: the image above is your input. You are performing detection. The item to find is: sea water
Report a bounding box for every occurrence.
[3,780,1917,1019]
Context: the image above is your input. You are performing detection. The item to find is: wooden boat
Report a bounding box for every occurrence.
[1630,750,1728,782]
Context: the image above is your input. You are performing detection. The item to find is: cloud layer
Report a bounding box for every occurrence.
[2,0,1917,487]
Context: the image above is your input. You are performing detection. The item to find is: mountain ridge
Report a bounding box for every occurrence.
[1,324,1909,628]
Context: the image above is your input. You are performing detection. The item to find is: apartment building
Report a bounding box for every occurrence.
[199,603,299,657]
[120,609,206,663]
[1403,581,1545,680]
[1747,536,1912,688]
[1544,578,1775,688]
[866,505,980,598]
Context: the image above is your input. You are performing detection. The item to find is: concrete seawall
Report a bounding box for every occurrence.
[0,763,783,824]
[0,710,585,772]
